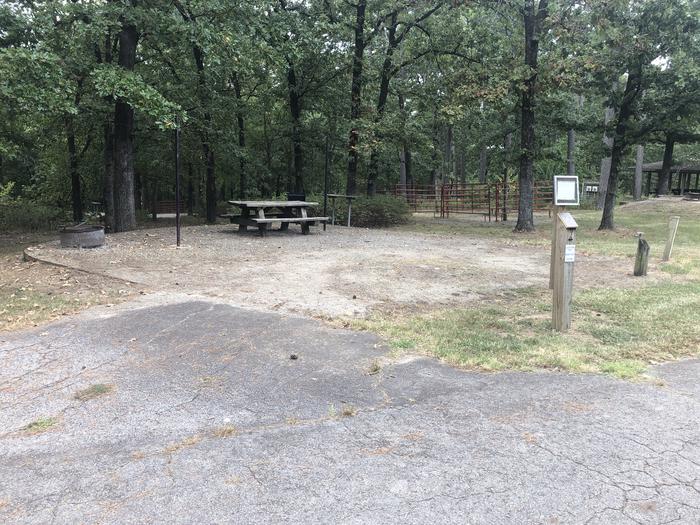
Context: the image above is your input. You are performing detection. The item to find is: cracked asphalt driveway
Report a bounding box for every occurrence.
[1,297,699,524]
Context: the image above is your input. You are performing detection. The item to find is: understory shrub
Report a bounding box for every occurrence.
[0,184,67,231]
[329,195,410,228]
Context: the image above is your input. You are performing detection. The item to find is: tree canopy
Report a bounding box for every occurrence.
[1,0,698,231]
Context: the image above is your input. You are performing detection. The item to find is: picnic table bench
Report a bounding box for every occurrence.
[225,200,328,236]
[685,192,700,201]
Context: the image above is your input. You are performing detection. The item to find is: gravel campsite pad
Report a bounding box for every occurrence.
[25,224,641,318]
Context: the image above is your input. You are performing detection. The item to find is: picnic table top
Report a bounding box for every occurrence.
[228,200,318,208]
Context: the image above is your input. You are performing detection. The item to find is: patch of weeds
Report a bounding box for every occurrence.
[74,383,112,401]
[327,404,337,418]
[286,417,300,425]
[392,338,415,350]
[367,361,381,375]
[22,416,58,435]
[212,425,237,438]
[599,360,646,379]
[341,404,357,417]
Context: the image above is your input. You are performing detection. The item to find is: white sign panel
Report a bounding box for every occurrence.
[554,176,580,206]
[564,244,576,262]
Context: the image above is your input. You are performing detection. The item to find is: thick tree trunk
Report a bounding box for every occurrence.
[346,0,367,196]
[599,64,641,230]
[657,135,674,196]
[232,72,247,199]
[112,19,138,232]
[515,0,547,232]
[287,65,304,193]
[66,118,82,223]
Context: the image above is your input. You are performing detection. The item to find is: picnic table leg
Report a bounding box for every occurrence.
[331,198,336,226]
[257,208,267,237]
[280,207,292,230]
[239,208,249,233]
[300,207,310,235]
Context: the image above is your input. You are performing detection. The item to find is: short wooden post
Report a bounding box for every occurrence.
[633,232,649,276]
[549,205,564,289]
[552,212,577,332]
[662,215,680,262]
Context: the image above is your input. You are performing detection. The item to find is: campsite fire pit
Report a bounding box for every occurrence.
[60,224,105,249]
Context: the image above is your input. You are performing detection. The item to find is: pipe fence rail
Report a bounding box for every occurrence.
[388,182,553,221]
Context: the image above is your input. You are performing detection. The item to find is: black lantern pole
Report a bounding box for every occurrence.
[175,117,181,247]
[323,136,329,231]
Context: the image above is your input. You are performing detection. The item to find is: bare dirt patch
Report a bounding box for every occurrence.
[24,224,647,319]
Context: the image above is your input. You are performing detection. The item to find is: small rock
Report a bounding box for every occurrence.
[290,354,298,360]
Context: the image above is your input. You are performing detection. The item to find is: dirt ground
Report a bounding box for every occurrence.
[23,223,648,319]
[0,233,138,332]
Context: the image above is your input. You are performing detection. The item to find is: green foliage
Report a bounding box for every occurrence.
[339,196,410,228]
[0,189,67,231]
[91,65,183,129]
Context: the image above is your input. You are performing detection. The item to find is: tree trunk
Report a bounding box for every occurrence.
[599,63,641,230]
[187,161,194,215]
[66,118,82,223]
[597,102,615,208]
[515,0,548,232]
[657,135,674,196]
[101,32,115,232]
[103,121,114,231]
[346,0,367,196]
[478,145,488,183]
[633,145,644,200]
[287,65,304,193]
[112,19,138,232]
[232,72,247,199]
[567,129,575,176]
[445,125,454,183]
[503,132,513,221]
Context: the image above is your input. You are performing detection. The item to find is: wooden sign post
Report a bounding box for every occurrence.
[551,176,580,332]
[662,215,680,262]
[633,232,649,276]
[552,212,578,331]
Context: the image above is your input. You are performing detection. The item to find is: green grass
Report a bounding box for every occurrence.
[350,282,700,379]
[375,200,700,378]
[22,416,59,434]
[400,199,700,262]
[74,383,113,401]
[0,288,77,331]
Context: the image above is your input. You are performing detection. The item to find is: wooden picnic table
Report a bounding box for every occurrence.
[326,194,358,227]
[225,200,328,236]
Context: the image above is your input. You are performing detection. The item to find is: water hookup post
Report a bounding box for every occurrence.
[550,176,579,332]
